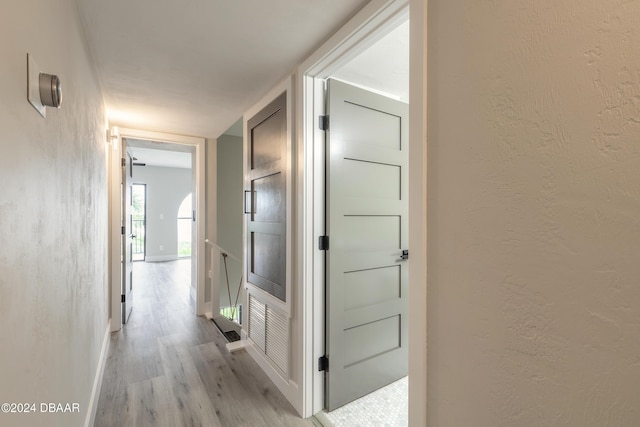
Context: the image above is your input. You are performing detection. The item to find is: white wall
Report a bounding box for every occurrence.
[133,165,192,261]
[216,134,243,308]
[0,1,109,426]
[427,1,640,425]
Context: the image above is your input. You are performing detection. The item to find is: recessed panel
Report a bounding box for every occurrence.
[251,109,284,169]
[342,102,400,150]
[343,315,400,368]
[342,159,400,200]
[252,172,284,223]
[343,216,400,252]
[344,266,400,311]
[251,232,283,286]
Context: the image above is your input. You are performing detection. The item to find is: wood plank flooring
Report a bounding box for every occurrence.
[94,260,317,427]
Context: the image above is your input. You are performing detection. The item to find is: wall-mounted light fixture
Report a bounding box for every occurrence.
[106,126,120,150]
[27,54,62,118]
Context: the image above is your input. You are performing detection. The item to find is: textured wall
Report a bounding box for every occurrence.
[132,166,192,261]
[0,0,109,426]
[427,0,640,425]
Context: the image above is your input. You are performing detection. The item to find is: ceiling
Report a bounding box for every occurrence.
[124,17,409,168]
[126,138,193,169]
[332,20,409,103]
[76,0,371,139]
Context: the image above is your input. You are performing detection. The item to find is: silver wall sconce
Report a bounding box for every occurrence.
[27,53,62,118]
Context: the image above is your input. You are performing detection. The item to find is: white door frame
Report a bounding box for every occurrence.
[109,128,207,332]
[296,0,428,421]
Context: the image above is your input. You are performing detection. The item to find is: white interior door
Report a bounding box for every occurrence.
[325,78,409,410]
[122,140,134,324]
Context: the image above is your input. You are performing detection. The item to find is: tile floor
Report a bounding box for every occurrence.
[319,376,408,427]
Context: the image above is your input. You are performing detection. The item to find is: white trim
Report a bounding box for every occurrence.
[296,0,410,418]
[244,335,302,409]
[226,340,246,353]
[109,128,207,327]
[408,1,427,424]
[204,302,213,319]
[190,283,197,303]
[109,138,122,332]
[144,254,180,262]
[243,76,303,414]
[84,322,111,427]
[243,76,295,317]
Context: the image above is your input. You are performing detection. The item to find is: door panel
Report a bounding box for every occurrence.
[325,79,409,410]
[251,108,284,168]
[340,102,401,150]
[342,159,401,200]
[122,141,134,324]
[344,266,401,311]
[247,93,287,302]
[251,232,284,284]
[343,315,401,367]
[252,172,284,223]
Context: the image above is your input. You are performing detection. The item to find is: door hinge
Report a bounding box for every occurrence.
[401,249,409,260]
[319,115,329,131]
[121,226,126,235]
[319,235,329,251]
[121,294,126,303]
[121,157,126,167]
[318,355,329,372]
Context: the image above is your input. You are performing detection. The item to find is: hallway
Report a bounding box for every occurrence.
[94,260,315,427]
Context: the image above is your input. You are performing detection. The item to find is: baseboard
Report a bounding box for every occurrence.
[84,322,111,427]
[144,254,178,262]
[204,302,213,319]
[226,340,246,353]
[313,411,334,427]
[245,336,303,416]
[189,285,197,306]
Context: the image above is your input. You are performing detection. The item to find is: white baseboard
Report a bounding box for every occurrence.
[84,322,111,427]
[144,254,178,262]
[189,285,198,305]
[204,302,213,319]
[245,336,303,416]
[313,411,334,427]
[226,340,246,353]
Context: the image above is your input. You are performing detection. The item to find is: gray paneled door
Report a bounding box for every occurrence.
[122,141,134,324]
[246,93,287,302]
[325,79,409,410]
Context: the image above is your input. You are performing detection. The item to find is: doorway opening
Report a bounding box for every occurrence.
[109,129,206,332]
[299,2,410,424]
[322,19,410,426]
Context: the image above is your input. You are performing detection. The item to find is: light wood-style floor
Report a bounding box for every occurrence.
[94,260,317,427]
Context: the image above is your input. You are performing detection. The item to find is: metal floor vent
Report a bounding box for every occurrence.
[211,314,241,343]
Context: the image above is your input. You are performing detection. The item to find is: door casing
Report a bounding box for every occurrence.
[109,129,206,332]
[296,0,420,418]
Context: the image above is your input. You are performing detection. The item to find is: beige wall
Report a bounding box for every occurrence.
[427,0,640,425]
[0,1,109,426]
